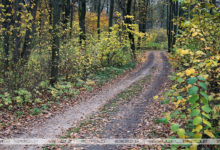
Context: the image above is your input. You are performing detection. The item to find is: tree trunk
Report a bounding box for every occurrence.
[50,0,62,85]
[109,0,114,32]
[117,0,126,19]
[21,0,38,64]
[63,0,71,40]
[133,0,136,20]
[97,0,101,39]
[49,0,53,34]
[138,0,149,49]
[2,0,13,72]
[107,0,109,14]
[70,0,74,38]
[78,0,86,44]
[139,0,149,33]
[174,1,179,45]
[167,0,174,52]
[125,0,136,60]
[12,0,23,64]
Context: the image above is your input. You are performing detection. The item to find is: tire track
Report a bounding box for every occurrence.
[2,52,157,150]
[85,52,170,150]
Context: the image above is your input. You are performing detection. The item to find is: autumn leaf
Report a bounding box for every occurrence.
[185,68,196,76]
[204,130,215,138]
[177,128,185,138]
[153,95,158,100]
[192,32,198,37]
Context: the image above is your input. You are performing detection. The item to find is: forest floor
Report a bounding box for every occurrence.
[2,50,172,150]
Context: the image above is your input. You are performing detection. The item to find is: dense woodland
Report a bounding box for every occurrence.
[0,0,219,149]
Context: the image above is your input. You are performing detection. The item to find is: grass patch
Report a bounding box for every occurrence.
[143,42,168,50]
[93,62,136,86]
[30,107,42,115]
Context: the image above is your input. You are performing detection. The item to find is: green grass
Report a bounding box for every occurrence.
[144,42,168,50]
[30,107,42,115]
[93,62,136,85]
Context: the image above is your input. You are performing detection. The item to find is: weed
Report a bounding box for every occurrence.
[15,111,23,118]
[30,108,42,115]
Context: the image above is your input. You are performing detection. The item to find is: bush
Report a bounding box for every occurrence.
[0,19,141,114]
[160,2,219,149]
[141,28,168,50]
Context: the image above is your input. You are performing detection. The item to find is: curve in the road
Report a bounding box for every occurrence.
[3,51,159,150]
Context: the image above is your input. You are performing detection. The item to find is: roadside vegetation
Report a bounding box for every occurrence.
[156,1,219,149]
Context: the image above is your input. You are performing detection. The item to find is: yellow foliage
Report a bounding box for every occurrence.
[177,49,190,56]
[86,80,95,86]
[204,130,215,138]
[177,72,185,77]
[192,125,203,132]
[153,95,159,100]
[196,51,205,56]
[185,68,196,76]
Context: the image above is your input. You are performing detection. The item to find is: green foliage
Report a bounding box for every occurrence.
[30,108,42,115]
[141,28,168,50]
[0,92,12,108]
[157,118,169,125]
[161,1,219,149]
[171,123,179,132]
[0,11,143,114]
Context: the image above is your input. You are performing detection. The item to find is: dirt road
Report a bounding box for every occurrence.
[2,51,170,150]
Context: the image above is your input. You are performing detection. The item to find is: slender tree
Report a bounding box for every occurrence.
[12,0,23,64]
[70,0,74,38]
[137,0,149,49]
[167,0,180,52]
[97,0,101,38]
[106,0,109,14]
[125,0,136,60]
[138,0,149,33]
[117,0,126,18]
[51,0,62,85]
[62,0,71,40]
[2,0,12,72]
[21,0,38,64]
[78,0,86,43]
[109,0,115,31]
[167,0,174,52]
[2,0,13,72]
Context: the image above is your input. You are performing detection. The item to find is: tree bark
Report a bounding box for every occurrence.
[70,0,74,38]
[78,0,86,44]
[2,0,13,72]
[117,0,126,19]
[12,0,23,64]
[62,0,71,40]
[138,0,149,33]
[125,0,136,60]
[21,0,38,64]
[50,0,62,85]
[107,0,109,14]
[138,0,149,49]
[97,0,101,39]
[167,0,174,52]
[109,0,114,32]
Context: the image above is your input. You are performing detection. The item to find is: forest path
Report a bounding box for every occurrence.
[3,51,169,150]
[50,51,171,150]
[81,52,171,150]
